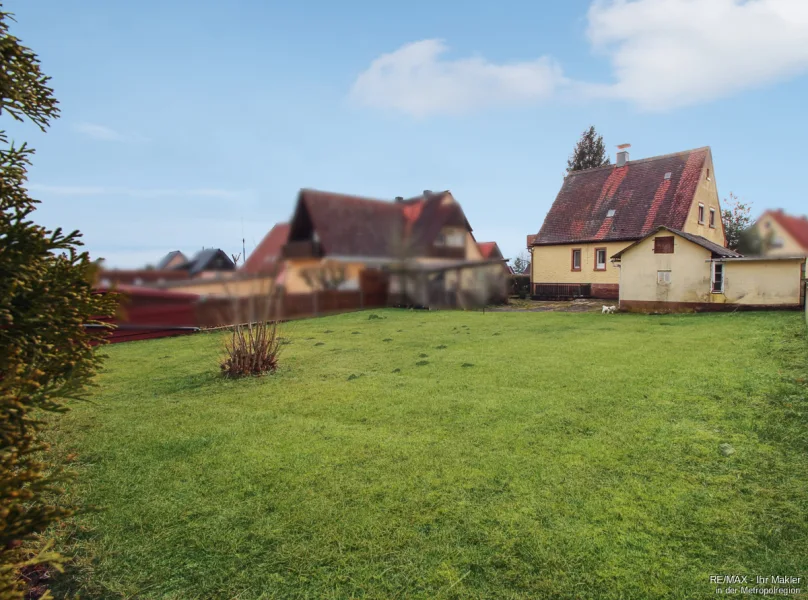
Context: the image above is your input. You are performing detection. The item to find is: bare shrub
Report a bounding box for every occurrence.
[217,266,284,378]
[221,319,282,377]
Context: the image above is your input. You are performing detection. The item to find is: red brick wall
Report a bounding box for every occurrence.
[591,283,619,300]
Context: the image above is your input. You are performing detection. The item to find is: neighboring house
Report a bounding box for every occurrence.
[96,268,191,287]
[279,189,504,302]
[241,223,290,288]
[528,146,726,300]
[175,248,237,279]
[477,241,511,274]
[753,209,808,257]
[611,226,805,312]
[156,250,188,270]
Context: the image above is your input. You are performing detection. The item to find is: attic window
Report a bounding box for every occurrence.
[654,236,674,254]
[706,169,711,181]
[664,172,672,180]
[607,209,616,218]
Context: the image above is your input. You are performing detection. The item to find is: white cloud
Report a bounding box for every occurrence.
[349,39,567,118]
[27,184,249,200]
[350,1,808,116]
[73,122,147,142]
[585,0,808,111]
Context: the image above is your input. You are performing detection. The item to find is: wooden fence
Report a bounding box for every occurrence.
[531,283,592,300]
[92,283,390,343]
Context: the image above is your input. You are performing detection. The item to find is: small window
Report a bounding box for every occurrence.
[706,168,711,181]
[571,249,582,271]
[594,248,607,271]
[606,209,616,218]
[654,236,675,254]
[711,262,724,293]
[657,270,671,284]
[698,204,705,224]
[709,208,716,228]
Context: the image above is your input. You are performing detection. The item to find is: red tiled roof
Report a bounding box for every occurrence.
[533,147,710,245]
[477,241,503,260]
[766,210,808,251]
[291,189,469,258]
[242,223,290,274]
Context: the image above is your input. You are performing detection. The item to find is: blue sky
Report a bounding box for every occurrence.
[6,0,808,267]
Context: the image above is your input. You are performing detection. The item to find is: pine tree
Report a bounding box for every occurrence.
[0,7,118,598]
[566,126,610,173]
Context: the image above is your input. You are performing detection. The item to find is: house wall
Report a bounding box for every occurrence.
[531,240,633,298]
[723,260,805,305]
[284,259,366,293]
[160,275,278,297]
[619,233,805,311]
[681,153,726,246]
[754,213,807,257]
[618,234,713,304]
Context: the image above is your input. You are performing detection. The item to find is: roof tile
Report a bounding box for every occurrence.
[534,147,709,245]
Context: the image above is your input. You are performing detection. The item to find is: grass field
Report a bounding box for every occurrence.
[45,309,808,599]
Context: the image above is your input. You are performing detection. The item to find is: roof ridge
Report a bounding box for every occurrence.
[568,146,711,176]
[301,188,450,207]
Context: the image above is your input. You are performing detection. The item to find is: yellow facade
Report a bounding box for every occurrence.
[618,234,713,303]
[753,213,808,257]
[283,259,366,293]
[161,275,277,297]
[618,231,805,308]
[722,260,805,305]
[681,153,726,247]
[531,241,632,284]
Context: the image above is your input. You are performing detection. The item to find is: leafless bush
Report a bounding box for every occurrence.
[217,266,284,377]
[221,319,282,377]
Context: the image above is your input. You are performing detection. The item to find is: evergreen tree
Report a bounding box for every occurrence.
[566,126,611,173]
[0,7,117,598]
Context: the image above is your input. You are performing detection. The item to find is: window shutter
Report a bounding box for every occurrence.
[654,236,675,254]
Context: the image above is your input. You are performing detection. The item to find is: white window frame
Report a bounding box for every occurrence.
[571,249,582,271]
[595,248,607,270]
[657,270,671,285]
[711,262,724,294]
[698,203,705,224]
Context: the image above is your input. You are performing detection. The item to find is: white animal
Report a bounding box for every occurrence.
[602,305,617,314]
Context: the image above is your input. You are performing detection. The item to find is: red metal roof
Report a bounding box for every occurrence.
[766,210,808,251]
[242,223,290,274]
[533,147,710,245]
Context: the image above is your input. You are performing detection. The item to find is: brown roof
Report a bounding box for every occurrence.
[533,147,710,245]
[765,209,808,251]
[242,223,290,274]
[290,189,470,258]
[611,226,742,260]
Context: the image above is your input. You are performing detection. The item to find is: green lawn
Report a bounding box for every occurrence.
[46,310,808,599]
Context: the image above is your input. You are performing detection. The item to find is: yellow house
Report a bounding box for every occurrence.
[528,146,726,299]
[753,209,808,257]
[612,226,806,312]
